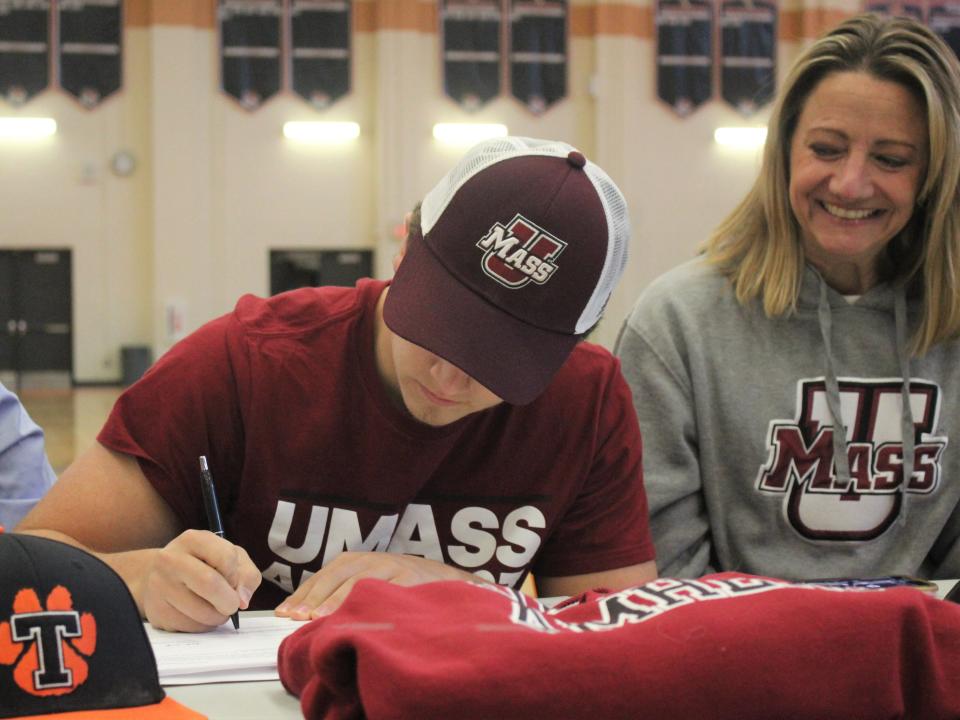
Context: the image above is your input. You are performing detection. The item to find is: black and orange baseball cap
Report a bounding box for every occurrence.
[0,532,204,719]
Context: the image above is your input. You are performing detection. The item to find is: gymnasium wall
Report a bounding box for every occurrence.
[0,0,864,382]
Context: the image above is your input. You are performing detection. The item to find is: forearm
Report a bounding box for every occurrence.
[16,442,183,551]
[17,527,159,618]
[19,526,261,633]
[277,551,491,619]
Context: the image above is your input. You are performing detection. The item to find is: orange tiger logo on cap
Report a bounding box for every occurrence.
[0,586,97,696]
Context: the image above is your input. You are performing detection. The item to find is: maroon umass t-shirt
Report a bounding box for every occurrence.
[98,279,654,609]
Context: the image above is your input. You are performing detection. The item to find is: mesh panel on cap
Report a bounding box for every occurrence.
[577,161,630,334]
[421,136,578,235]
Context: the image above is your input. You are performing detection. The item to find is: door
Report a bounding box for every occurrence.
[0,250,73,390]
[269,249,372,296]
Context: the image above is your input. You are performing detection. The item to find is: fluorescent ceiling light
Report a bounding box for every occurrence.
[714,126,767,148]
[283,121,359,143]
[433,123,508,147]
[0,117,56,140]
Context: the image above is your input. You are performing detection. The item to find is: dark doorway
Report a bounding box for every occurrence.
[270,249,373,296]
[0,249,73,391]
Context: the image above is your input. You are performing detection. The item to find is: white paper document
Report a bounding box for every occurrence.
[145,615,304,686]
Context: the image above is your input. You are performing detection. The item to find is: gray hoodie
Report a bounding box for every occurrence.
[616,257,960,580]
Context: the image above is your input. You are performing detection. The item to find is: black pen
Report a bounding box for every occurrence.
[199,455,240,630]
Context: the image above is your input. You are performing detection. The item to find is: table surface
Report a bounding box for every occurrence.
[165,580,960,720]
[169,678,302,719]
[164,609,301,720]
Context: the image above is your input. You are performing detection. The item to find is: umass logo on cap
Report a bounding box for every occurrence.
[476,214,567,288]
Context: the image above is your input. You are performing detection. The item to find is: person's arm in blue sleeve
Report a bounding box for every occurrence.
[0,382,57,529]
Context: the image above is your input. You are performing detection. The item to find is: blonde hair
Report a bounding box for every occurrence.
[704,13,960,354]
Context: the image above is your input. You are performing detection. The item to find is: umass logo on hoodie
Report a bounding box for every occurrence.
[756,378,948,541]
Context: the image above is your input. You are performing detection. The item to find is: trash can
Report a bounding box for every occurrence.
[121,345,153,386]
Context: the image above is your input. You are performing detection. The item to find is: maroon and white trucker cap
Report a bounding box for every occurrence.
[383,136,630,405]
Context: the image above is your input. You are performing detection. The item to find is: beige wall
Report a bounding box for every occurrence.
[0,0,854,382]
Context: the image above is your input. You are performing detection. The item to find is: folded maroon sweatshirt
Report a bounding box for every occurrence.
[278,573,960,720]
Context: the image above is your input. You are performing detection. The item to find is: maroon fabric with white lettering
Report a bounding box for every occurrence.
[278,574,960,720]
[97,279,653,610]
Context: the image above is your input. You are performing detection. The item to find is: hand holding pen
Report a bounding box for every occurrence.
[199,455,241,630]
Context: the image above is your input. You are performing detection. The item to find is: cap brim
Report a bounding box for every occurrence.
[16,695,206,720]
[384,228,578,405]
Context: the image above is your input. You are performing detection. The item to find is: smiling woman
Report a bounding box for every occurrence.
[788,71,928,295]
[615,13,960,583]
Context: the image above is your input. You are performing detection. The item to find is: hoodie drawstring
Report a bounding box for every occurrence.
[816,280,915,526]
[816,281,853,485]
[894,287,915,527]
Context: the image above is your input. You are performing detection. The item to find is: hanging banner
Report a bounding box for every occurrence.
[656,0,713,117]
[57,0,122,109]
[862,2,925,20]
[0,0,49,106]
[441,0,502,111]
[290,0,350,109]
[720,0,776,116]
[509,0,567,115]
[929,2,960,59]
[220,0,282,111]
